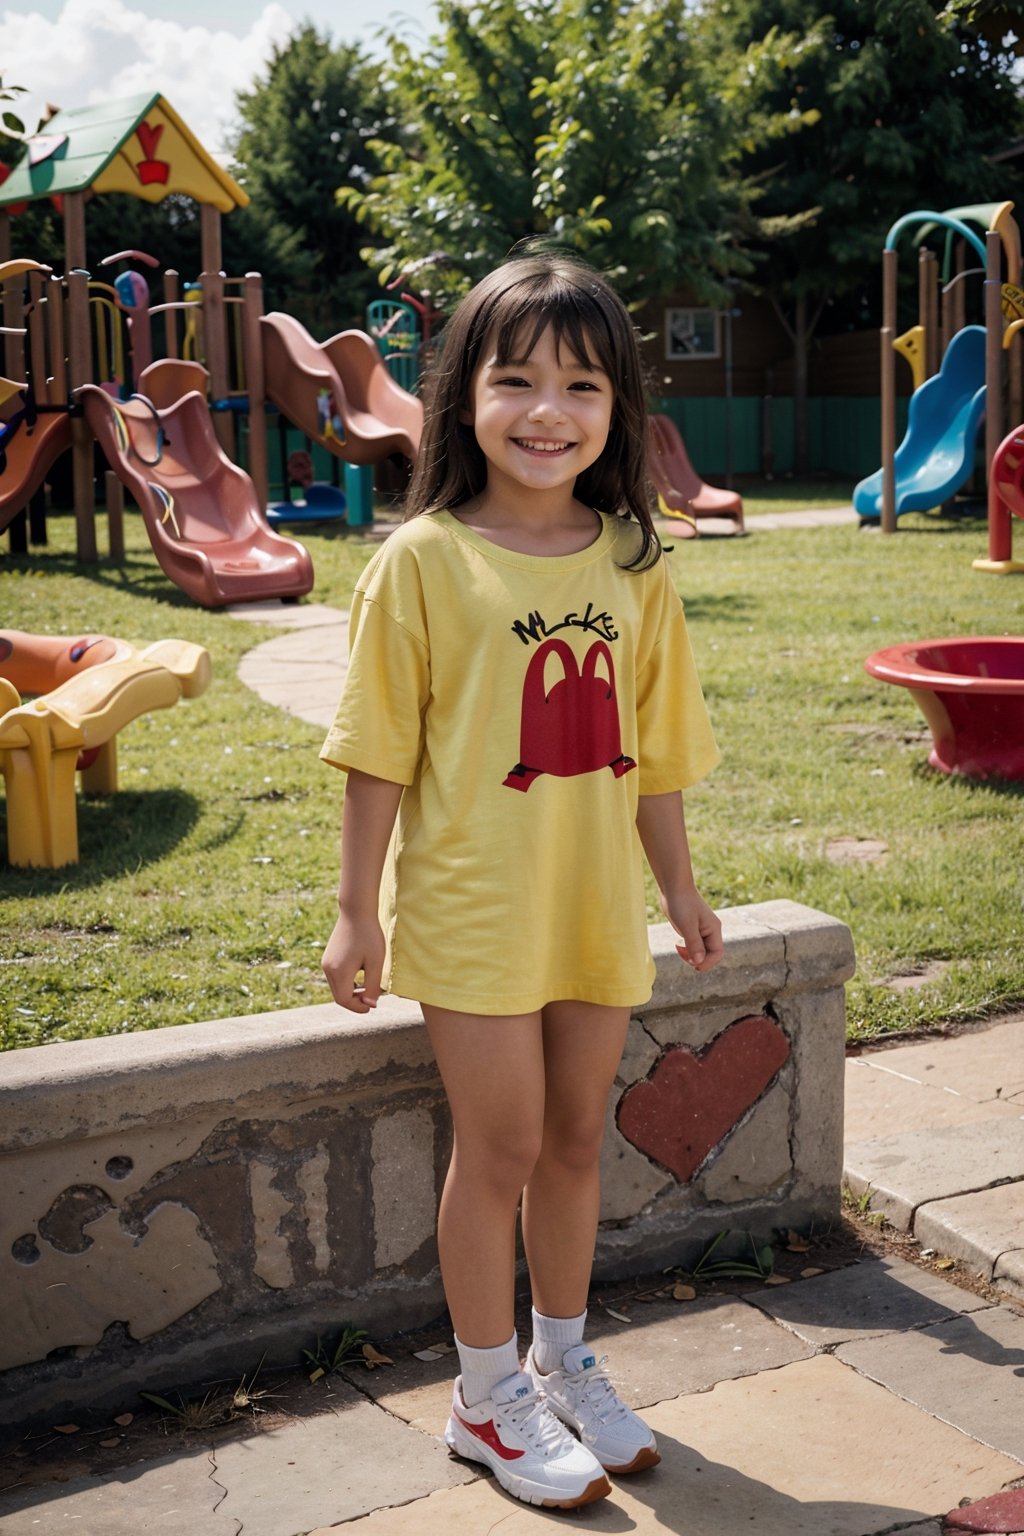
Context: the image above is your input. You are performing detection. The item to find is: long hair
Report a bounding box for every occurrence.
[404,253,661,570]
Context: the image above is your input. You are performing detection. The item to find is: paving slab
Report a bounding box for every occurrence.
[852,1018,1024,1105]
[0,1395,474,1536]
[236,616,348,727]
[0,1444,223,1534]
[225,601,345,629]
[837,1303,1024,1462]
[337,1356,1022,1536]
[351,1297,816,1438]
[745,1254,993,1347]
[209,1400,473,1534]
[845,1057,1023,1144]
[914,1183,1024,1290]
[844,1119,1024,1229]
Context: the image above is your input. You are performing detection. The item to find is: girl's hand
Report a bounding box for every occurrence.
[322,909,386,1013]
[663,887,724,972]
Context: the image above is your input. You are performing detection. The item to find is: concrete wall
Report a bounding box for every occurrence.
[0,899,854,1426]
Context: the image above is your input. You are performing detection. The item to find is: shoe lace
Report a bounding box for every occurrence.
[503,1388,574,1452]
[566,1355,629,1427]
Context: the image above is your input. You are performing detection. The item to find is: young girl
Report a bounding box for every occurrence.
[321,253,723,1511]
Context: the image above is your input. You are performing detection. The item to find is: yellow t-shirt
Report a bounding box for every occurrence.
[321,509,718,1014]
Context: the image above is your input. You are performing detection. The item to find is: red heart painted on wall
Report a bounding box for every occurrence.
[616,1014,790,1182]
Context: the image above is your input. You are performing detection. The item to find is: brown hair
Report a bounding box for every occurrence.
[404,252,661,570]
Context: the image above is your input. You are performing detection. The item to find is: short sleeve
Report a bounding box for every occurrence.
[635,578,719,795]
[320,587,430,784]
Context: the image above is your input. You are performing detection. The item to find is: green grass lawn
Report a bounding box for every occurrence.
[2,490,1022,1051]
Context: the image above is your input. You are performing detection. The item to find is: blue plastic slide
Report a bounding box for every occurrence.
[853,325,986,520]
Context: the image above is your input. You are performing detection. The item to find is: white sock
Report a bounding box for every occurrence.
[455,1331,521,1408]
[530,1306,587,1376]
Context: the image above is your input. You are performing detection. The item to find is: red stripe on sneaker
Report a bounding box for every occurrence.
[453,1408,525,1460]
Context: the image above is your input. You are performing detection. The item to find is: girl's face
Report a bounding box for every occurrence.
[461,324,615,508]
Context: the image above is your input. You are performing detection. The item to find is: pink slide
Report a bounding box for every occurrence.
[79,365,313,608]
[261,312,422,465]
[0,410,73,535]
[647,414,744,532]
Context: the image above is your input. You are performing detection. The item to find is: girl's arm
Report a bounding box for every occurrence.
[636,790,724,972]
[322,768,404,1013]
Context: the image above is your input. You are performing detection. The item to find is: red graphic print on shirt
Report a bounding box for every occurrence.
[503,637,636,791]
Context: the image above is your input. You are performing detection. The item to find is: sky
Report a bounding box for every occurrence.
[0,0,440,161]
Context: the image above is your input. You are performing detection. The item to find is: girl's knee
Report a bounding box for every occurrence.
[541,1113,606,1174]
[454,1122,544,1194]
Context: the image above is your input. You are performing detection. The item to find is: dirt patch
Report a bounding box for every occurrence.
[882,960,953,992]
[825,835,890,864]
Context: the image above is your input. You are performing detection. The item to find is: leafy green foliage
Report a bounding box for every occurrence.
[713,0,1022,300]
[703,0,1024,465]
[341,0,748,308]
[688,1230,776,1280]
[229,26,395,334]
[303,1324,368,1382]
[0,75,27,141]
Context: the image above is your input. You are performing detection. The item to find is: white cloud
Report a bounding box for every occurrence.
[0,0,295,160]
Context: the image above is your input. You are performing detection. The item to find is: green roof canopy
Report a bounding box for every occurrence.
[0,92,248,213]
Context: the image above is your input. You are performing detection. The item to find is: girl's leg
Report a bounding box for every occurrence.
[521,1001,631,1318]
[421,1004,546,1349]
[521,1002,659,1477]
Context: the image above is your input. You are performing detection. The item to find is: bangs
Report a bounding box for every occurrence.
[484,279,618,376]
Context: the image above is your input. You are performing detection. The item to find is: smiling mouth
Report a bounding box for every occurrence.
[513,438,574,454]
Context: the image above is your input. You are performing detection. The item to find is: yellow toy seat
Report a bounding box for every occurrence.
[0,636,211,868]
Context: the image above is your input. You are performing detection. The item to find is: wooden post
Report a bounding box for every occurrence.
[881,247,898,535]
[105,470,125,563]
[199,205,233,456]
[29,487,47,546]
[3,259,25,383]
[242,271,268,512]
[921,249,939,379]
[27,268,47,397]
[954,240,967,337]
[941,277,954,360]
[46,274,67,405]
[0,209,15,382]
[163,270,180,358]
[63,194,97,562]
[917,247,929,373]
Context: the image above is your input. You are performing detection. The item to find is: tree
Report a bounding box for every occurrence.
[340,0,750,312]
[229,25,394,335]
[703,0,1024,470]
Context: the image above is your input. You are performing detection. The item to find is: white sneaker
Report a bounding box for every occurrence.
[526,1343,661,1474]
[444,1370,611,1508]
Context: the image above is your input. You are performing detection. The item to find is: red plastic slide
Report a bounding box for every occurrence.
[0,410,72,536]
[79,371,313,608]
[261,312,422,465]
[647,414,744,532]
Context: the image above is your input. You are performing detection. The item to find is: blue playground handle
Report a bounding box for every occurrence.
[884,212,988,265]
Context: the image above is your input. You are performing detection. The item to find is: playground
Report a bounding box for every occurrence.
[0,95,1021,1109]
[1,84,1023,1536]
